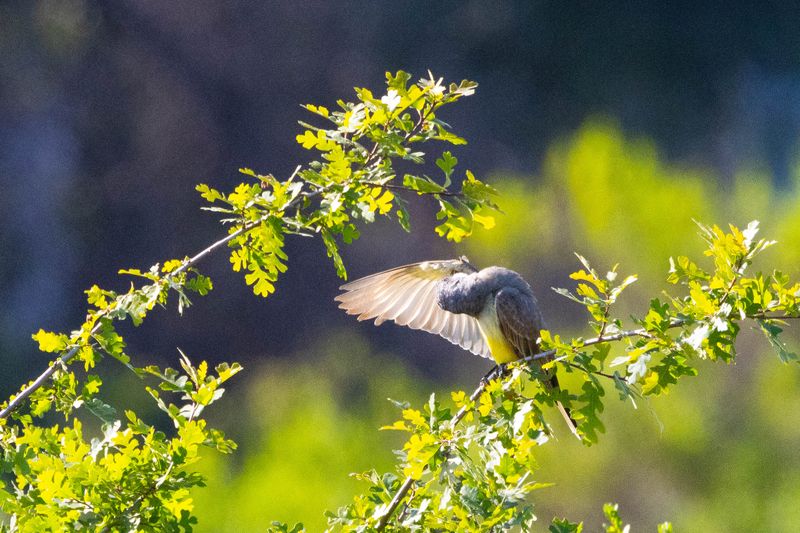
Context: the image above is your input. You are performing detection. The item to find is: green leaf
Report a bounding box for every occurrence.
[196,183,225,203]
[461,170,497,204]
[32,329,68,353]
[267,522,306,533]
[433,124,468,145]
[84,397,118,424]
[341,224,360,244]
[321,229,347,279]
[395,202,411,232]
[550,518,584,533]
[403,174,445,194]
[94,320,127,359]
[758,319,799,363]
[385,70,412,92]
[186,274,214,296]
[436,151,458,186]
[603,503,629,533]
[574,378,606,444]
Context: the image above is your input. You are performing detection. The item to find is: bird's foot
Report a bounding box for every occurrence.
[481,363,508,386]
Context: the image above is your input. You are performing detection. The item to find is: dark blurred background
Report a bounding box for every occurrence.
[3,1,800,531]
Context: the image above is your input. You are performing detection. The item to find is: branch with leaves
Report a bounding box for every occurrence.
[4,69,798,532]
[318,221,800,532]
[0,71,492,530]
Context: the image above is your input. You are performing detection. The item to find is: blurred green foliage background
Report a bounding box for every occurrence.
[4,2,800,531]
[189,122,800,531]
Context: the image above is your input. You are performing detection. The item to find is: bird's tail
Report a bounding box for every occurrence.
[549,374,581,440]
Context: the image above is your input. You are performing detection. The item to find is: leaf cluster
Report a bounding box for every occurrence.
[328,221,800,530]
[197,71,491,283]
[0,71,483,531]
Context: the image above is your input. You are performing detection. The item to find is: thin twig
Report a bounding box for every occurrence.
[754,313,800,320]
[0,166,334,421]
[375,363,502,530]
[173,224,252,276]
[378,183,462,197]
[597,301,611,340]
[0,225,257,421]
[0,348,80,419]
[567,362,618,380]
[0,194,314,422]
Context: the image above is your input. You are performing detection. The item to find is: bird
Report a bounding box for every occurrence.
[334,256,579,438]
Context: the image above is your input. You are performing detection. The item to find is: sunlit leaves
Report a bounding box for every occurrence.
[554,255,636,335]
[432,171,499,242]
[0,70,477,531]
[435,198,472,242]
[550,518,584,532]
[3,185,243,532]
[757,319,799,363]
[196,183,225,203]
[321,229,346,280]
[0,353,239,530]
[32,330,68,353]
[331,221,800,530]
[603,503,630,533]
[361,187,394,216]
[552,221,800,406]
[296,129,336,151]
[12,69,799,533]
[230,219,288,297]
[197,71,481,295]
[667,255,708,284]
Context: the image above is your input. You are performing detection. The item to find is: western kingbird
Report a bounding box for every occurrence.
[335,257,578,437]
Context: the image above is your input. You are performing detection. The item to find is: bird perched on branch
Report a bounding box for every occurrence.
[335,256,578,438]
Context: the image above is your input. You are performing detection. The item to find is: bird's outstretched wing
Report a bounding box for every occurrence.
[335,260,491,358]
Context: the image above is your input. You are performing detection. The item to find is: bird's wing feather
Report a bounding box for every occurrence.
[335,260,490,358]
[494,287,544,359]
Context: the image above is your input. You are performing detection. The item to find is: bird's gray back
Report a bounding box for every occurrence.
[436,266,534,317]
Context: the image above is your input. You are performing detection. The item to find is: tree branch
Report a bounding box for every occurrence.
[374,319,685,529]
[376,183,463,197]
[376,309,800,526]
[0,349,79,419]
[0,166,323,421]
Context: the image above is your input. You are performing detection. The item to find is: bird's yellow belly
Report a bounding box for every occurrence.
[477,303,520,364]
[485,334,519,364]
